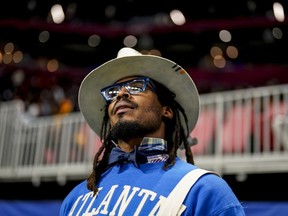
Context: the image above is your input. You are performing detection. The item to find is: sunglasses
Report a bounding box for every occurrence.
[101,77,156,103]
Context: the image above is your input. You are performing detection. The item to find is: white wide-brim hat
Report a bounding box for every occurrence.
[78,47,200,136]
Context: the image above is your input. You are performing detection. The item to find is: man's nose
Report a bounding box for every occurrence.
[115,87,130,100]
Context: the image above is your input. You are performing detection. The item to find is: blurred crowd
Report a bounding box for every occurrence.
[0,68,81,117]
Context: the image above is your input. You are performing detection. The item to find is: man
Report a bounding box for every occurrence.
[60,47,245,215]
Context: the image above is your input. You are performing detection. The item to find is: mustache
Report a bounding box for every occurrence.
[111,98,138,114]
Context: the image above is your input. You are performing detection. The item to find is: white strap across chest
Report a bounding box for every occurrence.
[157,168,215,216]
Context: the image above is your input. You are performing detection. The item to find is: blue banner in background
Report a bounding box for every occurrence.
[242,201,288,216]
[0,200,61,216]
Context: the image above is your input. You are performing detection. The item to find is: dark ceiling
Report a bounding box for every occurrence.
[0,0,288,93]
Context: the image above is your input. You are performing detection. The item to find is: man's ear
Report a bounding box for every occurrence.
[162,106,173,119]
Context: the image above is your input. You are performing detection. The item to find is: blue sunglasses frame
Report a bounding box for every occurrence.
[100,77,156,103]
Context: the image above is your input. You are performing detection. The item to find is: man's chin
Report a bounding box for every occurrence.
[116,110,132,118]
[116,112,135,121]
[110,120,147,140]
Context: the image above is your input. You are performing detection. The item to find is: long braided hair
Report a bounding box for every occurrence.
[86,78,195,195]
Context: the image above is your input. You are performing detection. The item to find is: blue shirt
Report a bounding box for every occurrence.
[60,137,245,215]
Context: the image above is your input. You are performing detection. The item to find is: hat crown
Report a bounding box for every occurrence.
[117,47,142,58]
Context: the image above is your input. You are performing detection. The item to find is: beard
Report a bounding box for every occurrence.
[109,117,161,141]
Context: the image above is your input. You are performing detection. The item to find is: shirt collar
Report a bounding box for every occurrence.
[138,137,168,153]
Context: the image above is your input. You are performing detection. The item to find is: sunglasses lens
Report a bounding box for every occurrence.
[102,86,120,101]
[126,80,146,93]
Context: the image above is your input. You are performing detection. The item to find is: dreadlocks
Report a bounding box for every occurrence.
[86,78,195,195]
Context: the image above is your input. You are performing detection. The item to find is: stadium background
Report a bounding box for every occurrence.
[0,1,288,215]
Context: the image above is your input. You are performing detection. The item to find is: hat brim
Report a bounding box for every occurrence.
[78,55,199,136]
